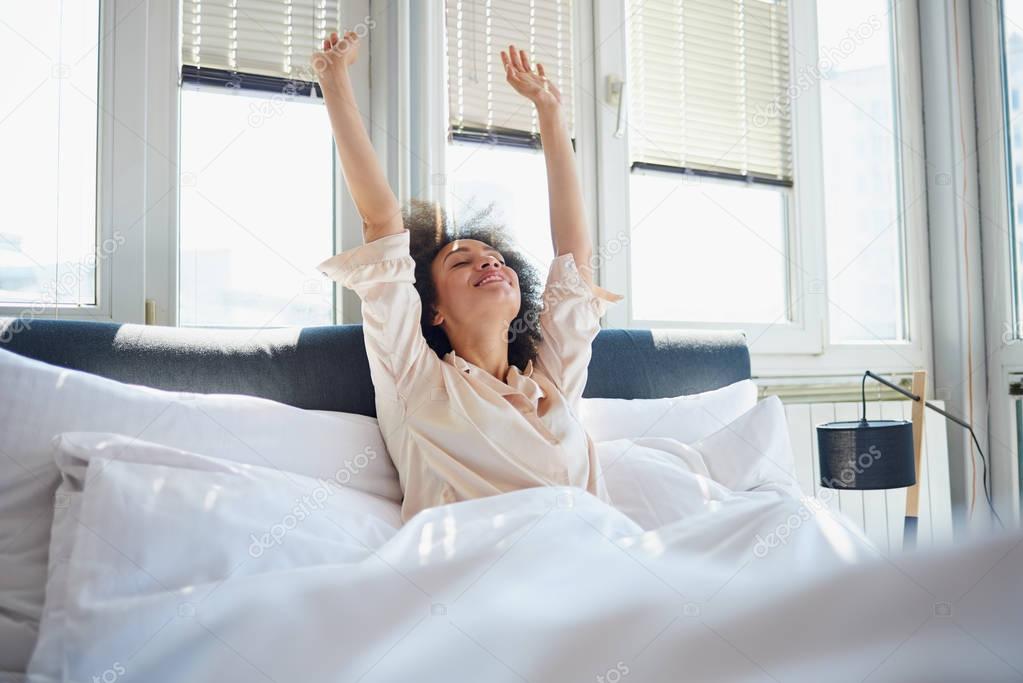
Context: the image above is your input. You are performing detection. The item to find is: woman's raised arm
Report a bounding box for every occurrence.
[501,44,597,288]
[312,31,403,243]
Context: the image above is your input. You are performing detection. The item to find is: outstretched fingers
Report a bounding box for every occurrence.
[508,43,524,72]
[501,49,517,80]
[519,48,531,72]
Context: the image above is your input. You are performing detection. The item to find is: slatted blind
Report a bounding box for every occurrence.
[627,0,793,184]
[445,0,575,143]
[181,0,341,81]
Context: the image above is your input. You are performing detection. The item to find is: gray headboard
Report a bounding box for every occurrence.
[0,319,750,417]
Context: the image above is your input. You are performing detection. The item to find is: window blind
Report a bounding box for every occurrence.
[445,0,575,144]
[181,0,340,82]
[627,0,792,185]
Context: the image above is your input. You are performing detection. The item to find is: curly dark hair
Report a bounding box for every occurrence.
[402,198,544,372]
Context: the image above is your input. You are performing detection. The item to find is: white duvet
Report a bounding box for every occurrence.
[27,409,1023,682]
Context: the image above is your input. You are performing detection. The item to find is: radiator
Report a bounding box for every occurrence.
[783,399,954,554]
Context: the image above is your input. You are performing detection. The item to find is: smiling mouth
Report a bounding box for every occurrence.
[474,274,506,287]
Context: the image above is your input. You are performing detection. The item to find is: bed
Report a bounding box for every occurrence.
[1,318,1020,682]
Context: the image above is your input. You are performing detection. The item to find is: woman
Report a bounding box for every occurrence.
[312,30,624,524]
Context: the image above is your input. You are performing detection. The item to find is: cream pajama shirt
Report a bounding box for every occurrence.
[317,229,622,524]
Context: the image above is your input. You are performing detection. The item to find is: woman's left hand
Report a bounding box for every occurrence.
[501,44,562,110]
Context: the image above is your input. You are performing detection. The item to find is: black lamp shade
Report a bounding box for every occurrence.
[816,419,916,490]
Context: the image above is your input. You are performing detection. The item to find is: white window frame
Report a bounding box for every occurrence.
[9,0,930,381]
[592,0,932,376]
[145,0,182,327]
[971,0,1023,525]
[595,0,816,355]
[0,0,149,324]
[762,0,932,377]
[407,0,932,376]
[4,0,374,330]
[165,0,368,329]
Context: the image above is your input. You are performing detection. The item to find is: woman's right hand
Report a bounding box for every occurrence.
[312,30,360,85]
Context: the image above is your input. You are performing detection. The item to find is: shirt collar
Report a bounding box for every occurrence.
[444,351,542,403]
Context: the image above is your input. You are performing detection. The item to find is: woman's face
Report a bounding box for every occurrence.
[429,239,521,331]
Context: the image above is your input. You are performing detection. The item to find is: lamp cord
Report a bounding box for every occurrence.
[861,372,868,422]
[968,425,1006,530]
[862,371,1005,531]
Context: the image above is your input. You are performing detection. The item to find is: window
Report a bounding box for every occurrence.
[177,0,338,327]
[442,0,576,275]
[817,0,908,343]
[1003,0,1023,337]
[0,2,100,306]
[628,172,789,323]
[972,0,1023,531]
[177,87,333,327]
[624,0,794,325]
[446,141,556,273]
[421,0,931,363]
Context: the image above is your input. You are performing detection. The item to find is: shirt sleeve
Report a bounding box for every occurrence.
[535,252,625,410]
[315,229,438,403]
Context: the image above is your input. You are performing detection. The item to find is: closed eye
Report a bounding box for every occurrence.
[449,257,504,268]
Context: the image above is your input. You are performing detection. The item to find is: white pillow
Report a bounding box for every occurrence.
[0,347,400,673]
[597,396,803,530]
[578,379,758,443]
[28,432,402,680]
